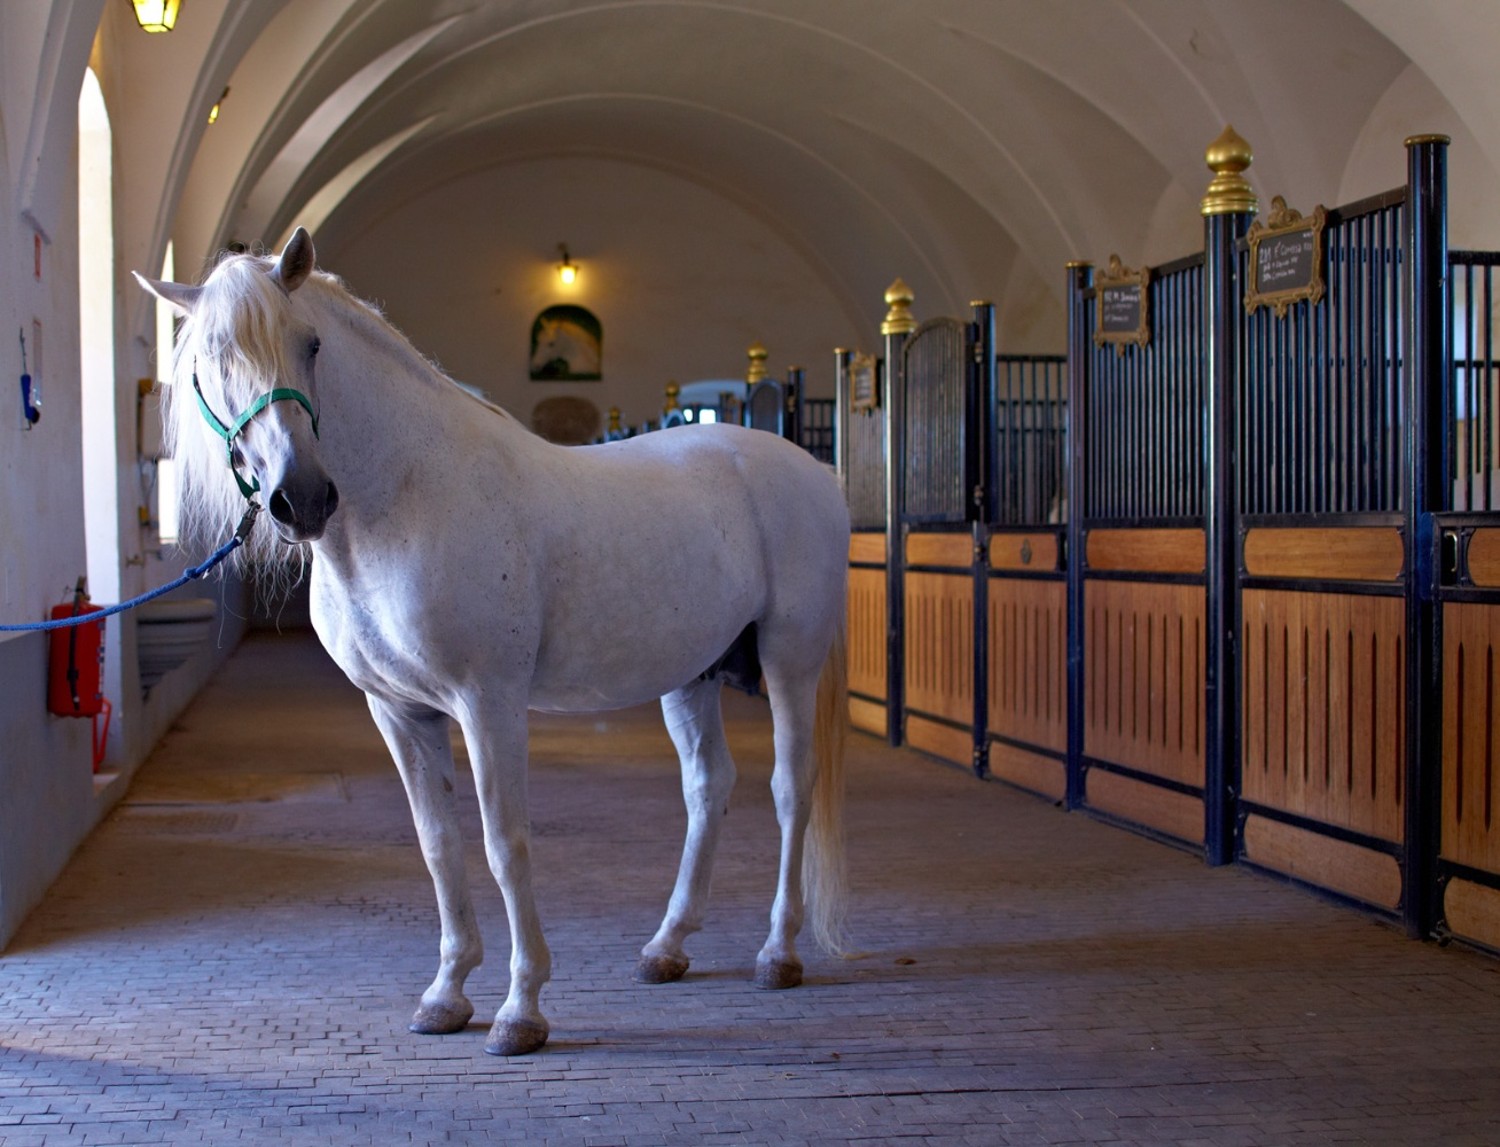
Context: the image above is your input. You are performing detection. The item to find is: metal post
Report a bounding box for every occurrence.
[1404,133,1451,939]
[784,367,804,446]
[970,301,996,777]
[882,279,917,747]
[1064,261,1092,810]
[1201,126,1258,867]
[833,349,851,481]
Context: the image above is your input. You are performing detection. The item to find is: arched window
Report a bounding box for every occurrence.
[154,242,179,544]
[77,67,118,602]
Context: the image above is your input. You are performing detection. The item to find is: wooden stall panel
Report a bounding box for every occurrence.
[1441,601,1500,876]
[1242,814,1402,910]
[1083,580,1205,787]
[1241,589,1404,843]
[1087,528,1204,574]
[904,572,974,730]
[988,578,1067,753]
[846,565,886,735]
[1243,527,1404,582]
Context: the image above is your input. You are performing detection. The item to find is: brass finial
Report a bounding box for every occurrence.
[607,406,622,432]
[664,381,680,411]
[746,341,769,384]
[1201,125,1258,217]
[881,277,917,335]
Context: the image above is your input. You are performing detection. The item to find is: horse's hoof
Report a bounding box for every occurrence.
[634,953,690,984]
[753,957,803,990]
[484,1018,549,1057]
[409,999,474,1035]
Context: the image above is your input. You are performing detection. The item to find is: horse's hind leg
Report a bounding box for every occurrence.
[367,695,482,1035]
[637,676,737,984]
[754,661,821,990]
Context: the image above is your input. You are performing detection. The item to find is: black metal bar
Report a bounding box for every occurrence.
[1065,263,1092,810]
[1404,134,1450,940]
[971,302,996,777]
[884,327,909,747]
[1204,204,1253,867]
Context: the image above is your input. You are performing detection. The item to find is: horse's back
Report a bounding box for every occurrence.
[521,425,847,707]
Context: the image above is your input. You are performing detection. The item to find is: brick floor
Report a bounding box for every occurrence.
[3,631,1500,1145]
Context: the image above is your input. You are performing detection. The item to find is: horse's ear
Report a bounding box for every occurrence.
[271,227,316,293]
[133,271,201,316]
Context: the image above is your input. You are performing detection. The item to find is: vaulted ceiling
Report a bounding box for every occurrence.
[108,0,1500,350]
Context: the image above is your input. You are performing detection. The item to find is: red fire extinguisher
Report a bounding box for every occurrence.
[47,579,111,771]
[48,579,105,717]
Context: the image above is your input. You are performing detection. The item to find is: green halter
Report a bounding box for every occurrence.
[192,368,320,499]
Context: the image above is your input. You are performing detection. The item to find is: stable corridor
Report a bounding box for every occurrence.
[2,632,1500,1145]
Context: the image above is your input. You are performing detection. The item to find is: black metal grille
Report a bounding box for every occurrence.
[800,397,836,465]
[1238,193,1406,517]
[1449,251,1500,512]
[844,404,886,530]
[1082,256,1204,522]
[746,381,784,434]
[991,355,1067,526]
[902,318,969,524]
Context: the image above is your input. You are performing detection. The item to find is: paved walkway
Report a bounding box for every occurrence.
[3,632,1500,1145]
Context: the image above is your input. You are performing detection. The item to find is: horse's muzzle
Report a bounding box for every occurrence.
[267,475,340,542]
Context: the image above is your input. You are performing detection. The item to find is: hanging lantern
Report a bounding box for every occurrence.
[131,0,181,33]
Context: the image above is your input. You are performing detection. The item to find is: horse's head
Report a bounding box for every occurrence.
[135,228,339,545]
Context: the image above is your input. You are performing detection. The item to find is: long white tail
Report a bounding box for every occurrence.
[803,612,849,955]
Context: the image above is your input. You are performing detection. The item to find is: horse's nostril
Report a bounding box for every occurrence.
[325,480,340,517]
[268,488,298,526]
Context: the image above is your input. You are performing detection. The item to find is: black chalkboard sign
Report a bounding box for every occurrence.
[1093,255,1150,354]
[1245,198,1326,318]
[1099,283,1143,334]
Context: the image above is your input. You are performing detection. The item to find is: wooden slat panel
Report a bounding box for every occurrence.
[847,567,886,702]
[1087,769,1203,844]
[1441,601,1500,875]
[1468,530,1500,588]
[904,572,973,727]
[905,532,972,568]
[1242,589,1404,843]
[848,695,886,737]
[848,532,886,564]
[1086,528,1204,574]
[1444,877,1500,952]
[989,742,1066,802]
[988,577,1067,753]
[1083,580,1205,786]
[1243,814,1402,910]
[906,713,972,768]
[989,533,1059,572]
[1242,527,1404,582]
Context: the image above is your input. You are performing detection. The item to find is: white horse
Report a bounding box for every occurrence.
[530,315,600,378]
[136,230,849,1057]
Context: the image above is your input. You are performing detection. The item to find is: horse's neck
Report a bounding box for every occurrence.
[309,294,541,549]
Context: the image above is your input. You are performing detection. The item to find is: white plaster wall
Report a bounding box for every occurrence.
[315,156,861,428]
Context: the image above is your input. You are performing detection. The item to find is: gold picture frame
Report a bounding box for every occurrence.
[1093,254,1150,355]
[848,351,880,413]
[1245,196,1327,319]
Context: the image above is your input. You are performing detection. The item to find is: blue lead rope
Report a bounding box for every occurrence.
[0,503,261,633]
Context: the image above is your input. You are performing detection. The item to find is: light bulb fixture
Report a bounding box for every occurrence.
[557,243,578,286]
[207,86,229,125]
[131,0,182,32]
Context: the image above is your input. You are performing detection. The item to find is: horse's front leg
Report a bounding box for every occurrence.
[458,695,552,1056]
[367,695,482,1035]
[637,677,737,984]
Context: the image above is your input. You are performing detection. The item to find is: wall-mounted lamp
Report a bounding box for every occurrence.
[131,0,182,32]
[557,243,578,286]
[206,86,229,125]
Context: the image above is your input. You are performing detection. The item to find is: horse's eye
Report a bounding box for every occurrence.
[308,337,321,359]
